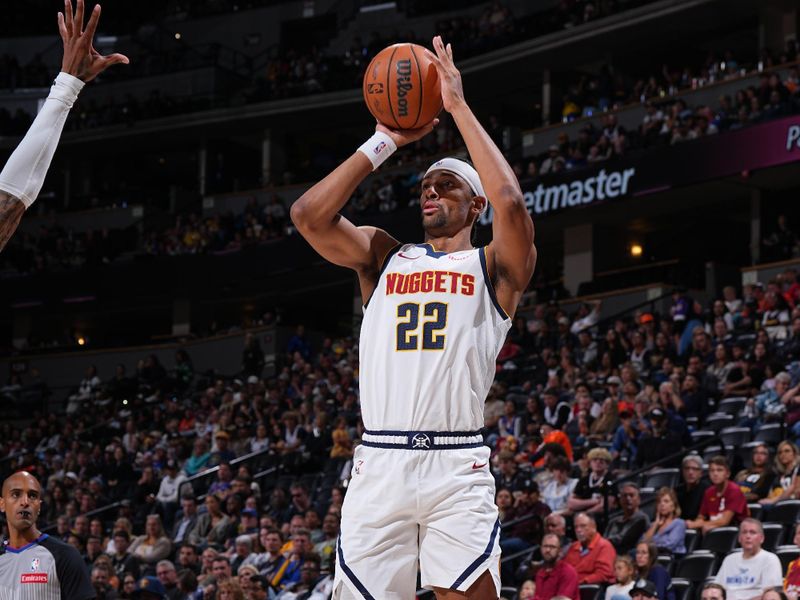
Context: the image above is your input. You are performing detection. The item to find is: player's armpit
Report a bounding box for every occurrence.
[0,193,25,253]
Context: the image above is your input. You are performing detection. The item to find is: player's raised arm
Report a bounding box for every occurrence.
[0,0,129,253]
[290,121,437,293]
[426,36,536,317]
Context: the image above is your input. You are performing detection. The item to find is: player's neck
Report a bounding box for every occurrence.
[8,526,42,549]
[423,229,474,253]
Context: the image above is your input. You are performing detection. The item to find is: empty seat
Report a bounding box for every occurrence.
[579,583,604,600]
[703,445,724,464]
[669,577,692,600]
[717,397,747,415]
[684,529,699,555]
[644,468,680,490]
[675,552,716,583]
[762,522,784,551]
[700,527,739,555]
[656,553,673,574]
[719,427,751,448]
[754,423,783,444]
[776,545,800,572]
[747,503,762,521]
[705,413,734,432]
[690,430,715,443]
[766,500,800,525]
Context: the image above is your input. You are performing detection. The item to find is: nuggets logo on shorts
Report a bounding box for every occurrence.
[412,434,431,448]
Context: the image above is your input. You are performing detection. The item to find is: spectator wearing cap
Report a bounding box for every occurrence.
[111,529,141,581]
[634,407,684,469]
[563,512,616,584]
[686,456,749,534]
[495,450,529,493]
[209,430,236,466]
[155,460,186,532]
[676,454,710,521]
[240,508,259,535]
[131,575,167,600]
[568,447,616,520]
[630,579,660,600]
[714,518,782,600]
[605,483,650,555]
[641,487,686,555]
[534,533,580,600]
[500,481,551,582]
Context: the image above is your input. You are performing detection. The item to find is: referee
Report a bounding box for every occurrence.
[0,470,95,599]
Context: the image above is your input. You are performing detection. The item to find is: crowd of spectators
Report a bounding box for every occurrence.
[3,264,800,598]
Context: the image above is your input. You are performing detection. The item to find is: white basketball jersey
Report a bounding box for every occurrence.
[359,243,511,431]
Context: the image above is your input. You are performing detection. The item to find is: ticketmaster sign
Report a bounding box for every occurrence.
[479,167,636,225]
[477,115,800,226]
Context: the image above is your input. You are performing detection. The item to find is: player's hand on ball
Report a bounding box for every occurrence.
[376,119,439,148]
[426,35,465,113]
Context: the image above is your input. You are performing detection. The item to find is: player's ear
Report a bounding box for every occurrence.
[472,196,487,216]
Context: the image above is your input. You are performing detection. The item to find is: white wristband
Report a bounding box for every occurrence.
[0,72,85,208]
[357,132,397,171]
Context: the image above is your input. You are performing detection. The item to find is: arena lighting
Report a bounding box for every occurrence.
[630,244,643,257]
[77,336,86,346]
[175,32,181,40]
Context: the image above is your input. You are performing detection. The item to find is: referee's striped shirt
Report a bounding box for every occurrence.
[0,534,95,599]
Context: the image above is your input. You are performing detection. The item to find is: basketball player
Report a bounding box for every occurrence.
[291,36,536,600]
[0,471,95,599]
[0,0,128,253]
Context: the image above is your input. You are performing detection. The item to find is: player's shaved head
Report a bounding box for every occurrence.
[1,470,40,496]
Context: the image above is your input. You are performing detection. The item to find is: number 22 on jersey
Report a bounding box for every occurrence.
[396,302,448,351]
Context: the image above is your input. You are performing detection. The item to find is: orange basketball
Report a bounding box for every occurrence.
[363,43,443,129]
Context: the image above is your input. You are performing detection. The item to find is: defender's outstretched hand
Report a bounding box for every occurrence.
[58,0,129,82]
[425,36,465,114]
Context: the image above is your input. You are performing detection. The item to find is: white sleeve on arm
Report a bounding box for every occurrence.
[763,552,784,587]
[0,72,84,208]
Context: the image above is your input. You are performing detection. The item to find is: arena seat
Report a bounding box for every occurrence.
[747,503,762,520]
[579,583,605,600]
[776,546,800,572]
[669,577,692,600]
[754,423,784,444]
[684,529,699,555]
[643,468,680,489]
[717,397,747,415]
[699,527,738,555]
[762,522,785,551]
[674,553,716,584]
[718,427,751,447]
[704,413,734,432]
[765,500,800,525]
[690,430,715,443]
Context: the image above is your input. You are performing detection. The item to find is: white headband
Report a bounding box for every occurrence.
[424,157,488,214]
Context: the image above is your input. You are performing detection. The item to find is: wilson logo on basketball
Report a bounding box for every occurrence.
[21,573,48,584]
[367,83,384,94]
[395,59,412,117]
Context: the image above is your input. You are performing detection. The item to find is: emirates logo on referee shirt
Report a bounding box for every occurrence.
[21,573,48,583]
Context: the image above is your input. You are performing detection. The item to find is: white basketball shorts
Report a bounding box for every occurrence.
[333,431,501,600]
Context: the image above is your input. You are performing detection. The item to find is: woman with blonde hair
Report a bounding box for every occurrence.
[129,514,172,566]
[641,487,686,554]
[589,397,620,441]
[217,577,245,600]
[761,440,800,505]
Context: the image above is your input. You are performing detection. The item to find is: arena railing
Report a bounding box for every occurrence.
[177,445,281,500]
